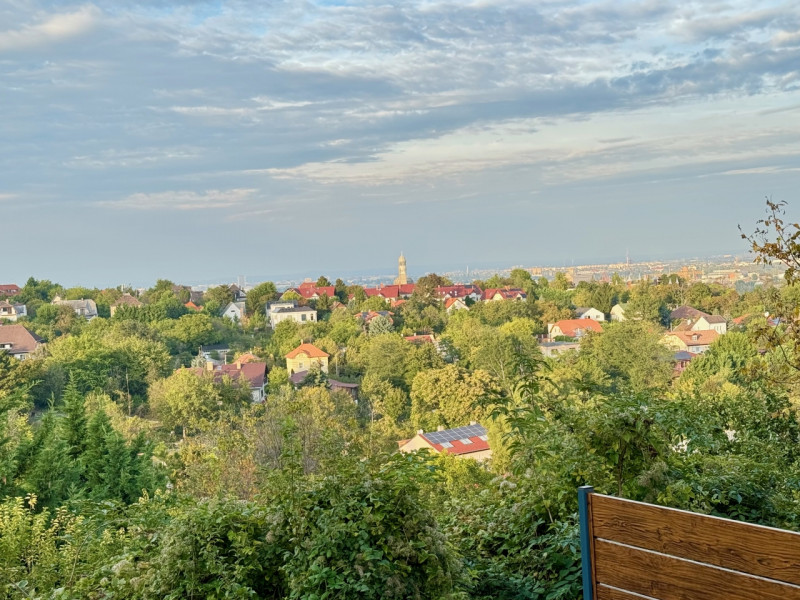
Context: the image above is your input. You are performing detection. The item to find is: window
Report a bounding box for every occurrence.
[301,314,306,321]
[298,362,305,370]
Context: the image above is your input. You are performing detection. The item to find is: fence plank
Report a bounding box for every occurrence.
[595,584,659,600]
[594,539,800,600]
[591,494,800,586]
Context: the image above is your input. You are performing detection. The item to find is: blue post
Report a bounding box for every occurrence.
[578,485,594,600]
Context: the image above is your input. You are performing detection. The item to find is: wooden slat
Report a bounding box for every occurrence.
[591,494,800,585]
[596,584,658,600]
[594,539,800,600]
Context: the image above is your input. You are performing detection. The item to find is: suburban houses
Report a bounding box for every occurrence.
[53,297,98,320]
[0,301,27,322]
[285,343,329,377]
[547,318,603,340]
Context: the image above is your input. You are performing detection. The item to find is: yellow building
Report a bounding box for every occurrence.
[394,252,408,285]
[285,343,329,375]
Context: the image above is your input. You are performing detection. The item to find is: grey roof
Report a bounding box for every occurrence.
[422,423,487,445]
[540,341,580,348]
[670,305,709,320]
[673,351,695,360]
[274,306,315,313]
[703,315,727,323]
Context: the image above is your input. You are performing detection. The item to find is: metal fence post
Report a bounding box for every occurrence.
[578,485,595,600]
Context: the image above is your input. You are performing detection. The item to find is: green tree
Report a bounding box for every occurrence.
[246,281,279,316]
[410,365,500,430]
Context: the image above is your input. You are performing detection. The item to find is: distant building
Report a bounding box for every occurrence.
[0,301,27,322]
[673,350,697,375]
[662,330,719,354]
[285,343,329,376]
[229,284,247,302]
[691,315,728,335]
[482,287,527,301]
[548,318,602,340]
[398,423,491,461]
[610,303,628,322]
[394,252,409,285]
[539,341,581,357]
[0,324,43,359]
[444,297,468,313]
[290,281,336,301]
[574,307,605,322]
[268,301,318,329]
[110,293,142,316]
[192,358,266,402]
[670,305,709,323]
[53,298,98,320]
[222,301,246,321]
[0,284,21,297]
[437,285,482,302]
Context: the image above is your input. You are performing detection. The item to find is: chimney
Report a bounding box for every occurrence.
[417,429,424,435]
[236,361,242,370]
[437,425,445,431]
[469,421,477,426]
[205,361,215,372]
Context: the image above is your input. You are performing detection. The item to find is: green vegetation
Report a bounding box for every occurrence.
[2,208,800,598]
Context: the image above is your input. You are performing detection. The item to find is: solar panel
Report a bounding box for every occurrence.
[424,424,487,444]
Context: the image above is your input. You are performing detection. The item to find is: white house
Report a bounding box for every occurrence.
[268,301,317,329]
[0,301,26,322]
[53,298,98,320]
[222,301,246,321]
[610,303,627,322]
[691,315,727,335]
[575,306,605,322]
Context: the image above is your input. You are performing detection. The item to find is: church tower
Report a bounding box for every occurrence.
[394,252,408,285]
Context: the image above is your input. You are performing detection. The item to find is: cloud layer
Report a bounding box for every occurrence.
[2,0,800,285]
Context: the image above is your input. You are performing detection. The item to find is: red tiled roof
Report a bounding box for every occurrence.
[0,285,21,296]
[551,318,602,337]
[184,301,200,310]
[190,362,266,389]
[666,330,719,346]
[294,284,336,299]
[286,343,329,359]
[482,287,526,300]
[436,285,481,299]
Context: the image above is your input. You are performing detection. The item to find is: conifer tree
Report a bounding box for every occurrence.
[83,409,111,496]
[61,374,87,459]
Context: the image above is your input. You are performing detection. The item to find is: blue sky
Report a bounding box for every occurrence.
[2,0,799,286]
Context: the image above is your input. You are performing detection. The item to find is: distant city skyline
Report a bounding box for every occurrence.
[3,1,799,286]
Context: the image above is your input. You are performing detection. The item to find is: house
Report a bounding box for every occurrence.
[193,359,267,402]
[291,281,336,301]
[662,330,719,354]
[229,284,247,302]
[691,315,727,335]
[268,301,318,329]
[539,341,581,357]
[444,298,468,313]
[286,343,329,376]
[357,310,394,325]
[673,350,697,375]
[222,301,246,321]
[547,318,603,340]
[398,423,491,461]
[575,307,605,322]
[436,285,482,302]
[0,284,21,297]
[670,305,709,323]
[482,287,527,301]
[53,298,98,320]
[361,284,416,301]
[110,293,142,316]
[610,303,628,322]
[184,301,201,311]
[0,301,27,322]
[0,324,43,359]
[288,369,359,401]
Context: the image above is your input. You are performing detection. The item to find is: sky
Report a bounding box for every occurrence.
[2,0,800,287]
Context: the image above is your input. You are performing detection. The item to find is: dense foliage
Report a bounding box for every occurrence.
[2,207,800,598]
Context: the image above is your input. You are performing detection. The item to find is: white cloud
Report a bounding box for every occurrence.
[0,5,100,52]
[100,188,257,210]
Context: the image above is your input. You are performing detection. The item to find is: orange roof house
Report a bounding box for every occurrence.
[286,343,329,376]
[662,330,719,354]
[548,318,602,339]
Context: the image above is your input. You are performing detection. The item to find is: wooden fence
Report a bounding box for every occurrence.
[578,485,800,600]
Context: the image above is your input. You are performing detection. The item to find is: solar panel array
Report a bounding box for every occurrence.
[424,423,487,444]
